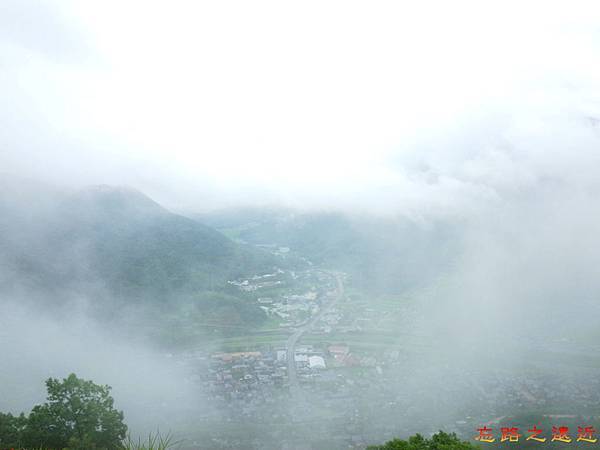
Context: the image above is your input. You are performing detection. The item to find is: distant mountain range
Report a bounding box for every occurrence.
[196,207,460,293]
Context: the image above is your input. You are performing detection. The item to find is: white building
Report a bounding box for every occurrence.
[294,354,308,363]
[308,355,326,369]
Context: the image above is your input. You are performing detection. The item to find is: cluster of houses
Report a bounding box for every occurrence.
[256,291,320,324]
[177,260,600,448]
[227,268,286,292]
[228,267,337,327]
[203,341,389,409]
[174,340,600,449]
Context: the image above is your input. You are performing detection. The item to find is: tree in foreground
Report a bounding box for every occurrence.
[367,430,480,450]
[0,411,28,448]
[20,373,127,450]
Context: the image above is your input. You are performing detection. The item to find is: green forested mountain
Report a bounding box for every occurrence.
[0,182,275,326]
[56,186,275,301]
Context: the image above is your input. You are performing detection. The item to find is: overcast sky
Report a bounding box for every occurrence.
[2,0,600,213]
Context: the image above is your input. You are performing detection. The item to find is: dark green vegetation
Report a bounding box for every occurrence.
[1,184,273,302]
[122,432,180,450]
[197,208,459,293]
[58,187,273,302]
[0,374,127,450]
[0,181,280,336]
[367,431,479,450]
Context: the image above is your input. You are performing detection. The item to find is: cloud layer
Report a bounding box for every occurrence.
[1,0,600,214]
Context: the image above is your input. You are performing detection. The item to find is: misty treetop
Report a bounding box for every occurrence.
[367,431,479,450]
[0,373,127,450]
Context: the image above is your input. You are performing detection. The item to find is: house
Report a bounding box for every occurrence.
[308,355,326,369]
[294,354,308,363]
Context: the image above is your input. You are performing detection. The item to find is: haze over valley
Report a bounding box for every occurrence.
[2,1,600,449]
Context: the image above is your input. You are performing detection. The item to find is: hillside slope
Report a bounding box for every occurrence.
[0,183,275,323]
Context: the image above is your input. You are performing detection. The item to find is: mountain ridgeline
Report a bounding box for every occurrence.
[0,183,277,329]
[196,208,460,294]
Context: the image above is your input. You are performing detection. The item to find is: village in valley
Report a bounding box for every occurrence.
[164,259,600,449]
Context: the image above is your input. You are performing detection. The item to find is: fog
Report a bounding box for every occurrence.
[2,0,600,211]
[2,1,600,449]
[0,299,210,435]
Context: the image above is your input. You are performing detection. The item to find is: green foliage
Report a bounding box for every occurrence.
[1,185,278,338]
[0,411,27,448]
[122,431,181,450]
[193,290,268,327]
[367,431,479,450]
[0,373,127,450]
